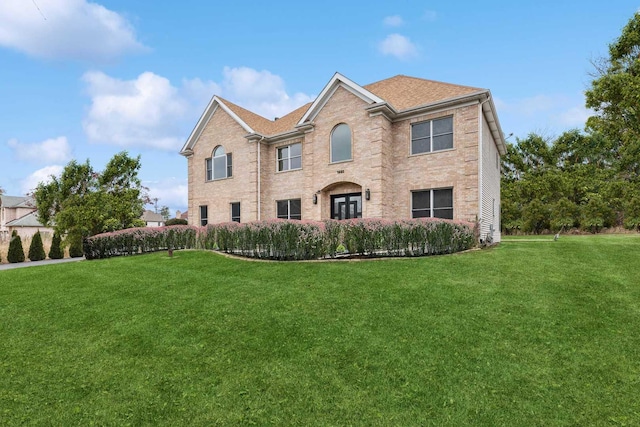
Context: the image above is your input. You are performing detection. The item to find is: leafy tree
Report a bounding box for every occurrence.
[550,197,579,232]
[160,206,171,221]
[581,195,615,233]
[8,231,25,263]
[34,152,147,243]
[48,231,64,259]
[585,12,640,180]
[522,199,551,234]
[28,231,46,261]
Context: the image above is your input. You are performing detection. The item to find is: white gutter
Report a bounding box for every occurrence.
[257,136,264,220]
[478,94,492,237]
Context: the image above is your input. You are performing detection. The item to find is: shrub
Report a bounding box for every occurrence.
[48,231,64,259]
[8,231,25,263]
[165,218,188,226]
[69,235,84,258]
[198,218,475,260]
[28,231,46,261]
[84,225,198,260]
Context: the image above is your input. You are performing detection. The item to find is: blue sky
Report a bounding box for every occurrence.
[1,1,638,215]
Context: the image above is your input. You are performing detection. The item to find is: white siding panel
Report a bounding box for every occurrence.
[481,116,501,242]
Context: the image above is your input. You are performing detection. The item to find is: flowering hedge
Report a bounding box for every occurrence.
[83,219,475,261]
[199,218,475,260]
[83,225,197,260]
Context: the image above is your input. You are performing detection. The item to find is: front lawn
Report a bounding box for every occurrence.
[1,235,639,425]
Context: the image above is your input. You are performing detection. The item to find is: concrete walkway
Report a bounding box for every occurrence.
[0,257,85,271]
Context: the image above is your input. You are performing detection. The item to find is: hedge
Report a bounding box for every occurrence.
[84,225,198,260]
[83,219,475,261]
[201,218,475,260]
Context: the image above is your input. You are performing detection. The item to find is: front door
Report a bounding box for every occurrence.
[331,193,362,220]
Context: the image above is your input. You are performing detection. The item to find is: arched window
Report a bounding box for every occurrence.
[206,145,232,180]
[331,124,352,163]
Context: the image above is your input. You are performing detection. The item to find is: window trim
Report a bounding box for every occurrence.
[206,146,232,181]
[330,123,352,163]
[276,198,302,220]
[199,205,208,226]
[277,143,302,172]
[410,116,454,155]
[230,202,240,223]
[411,188,454,219]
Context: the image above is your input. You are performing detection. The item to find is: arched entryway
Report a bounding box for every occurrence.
[319,182,362,220]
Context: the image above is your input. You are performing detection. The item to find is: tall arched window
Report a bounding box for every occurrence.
[206,145,232,180]
[331,124,352,163]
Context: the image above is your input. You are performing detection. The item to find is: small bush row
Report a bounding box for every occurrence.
[83,225,198,260]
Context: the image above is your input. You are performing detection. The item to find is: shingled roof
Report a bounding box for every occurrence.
[364,75,484,111]
[181,72,503,154]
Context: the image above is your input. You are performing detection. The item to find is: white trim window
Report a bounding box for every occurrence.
[411,188,453,219]
[206,146,232,180]
[277,143,302,171]
[330,123,352,163]
[411,116,453,155]
[276,199,301,220]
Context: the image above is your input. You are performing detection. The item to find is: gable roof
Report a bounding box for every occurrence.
[141,210,165,223]
[0,195,35,209]
[6,211,45,227]
[181,72,506,154]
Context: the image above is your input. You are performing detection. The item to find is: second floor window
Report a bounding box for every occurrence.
[411,116,453,155]
[206,146,232,180]
[277,143,302,171]
[331,123,352,163]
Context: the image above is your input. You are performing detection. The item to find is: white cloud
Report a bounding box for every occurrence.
[383,15,404,27]
[144,178,188,214]
[220,66,314,119]
[82,67,314,150]
[0,0,146,62]
[494,94,592,138]
[423,10,438,22]
[7,136,71,164]
[378,34,419,60]
[82,71,198,150]
[21,165,64,194]
[559,105,593,127]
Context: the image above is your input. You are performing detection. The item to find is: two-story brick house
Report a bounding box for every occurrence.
[180,73,506,242]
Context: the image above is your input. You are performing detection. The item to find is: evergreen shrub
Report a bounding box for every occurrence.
[8,231,25,263]
[28,231,46,261]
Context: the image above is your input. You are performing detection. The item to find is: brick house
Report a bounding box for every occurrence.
[180,73,506,242]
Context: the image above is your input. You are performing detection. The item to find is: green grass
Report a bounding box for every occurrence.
[1,235,639,426]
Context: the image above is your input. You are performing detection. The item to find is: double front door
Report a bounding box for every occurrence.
[331,193,362,220]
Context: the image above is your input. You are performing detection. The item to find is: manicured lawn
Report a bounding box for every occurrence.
[1,235,639,425]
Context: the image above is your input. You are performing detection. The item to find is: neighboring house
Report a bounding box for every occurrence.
[141,210,166,227]
[0,195,53,241]
[180,73,506,242]
[175,210,188,221]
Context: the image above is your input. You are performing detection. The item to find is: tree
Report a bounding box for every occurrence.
[160,205,171,221]
[48,231,64,259]
[28,231,46,261]
[69,235,84,258]
[34,152,147,242]
[8,231,25,263]
[585,12,640,180]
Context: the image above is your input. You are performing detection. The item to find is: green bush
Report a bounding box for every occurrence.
[84,225,198,260]
[165,218,188,226]
[28,231,46,261]
[8,231,25,263]
[69,235,84,258]
[48,231,64,259]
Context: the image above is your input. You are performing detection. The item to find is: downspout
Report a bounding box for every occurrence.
[257,136,264,221]
[478,94,491,242]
